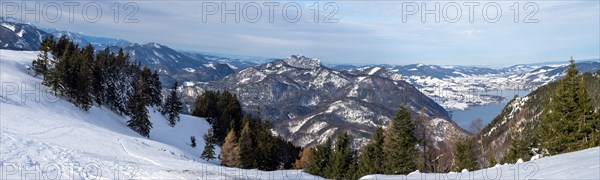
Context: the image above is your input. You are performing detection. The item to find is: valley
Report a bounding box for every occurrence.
[1,10,599,180]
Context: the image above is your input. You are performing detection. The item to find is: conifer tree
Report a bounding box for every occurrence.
[217,92,242,135]
[91,49,107,105]
[146,69,163,107]
[254,118,279,170]
[537,58,598,155]
[192,91,242,144]
[328,132,353,179]
[192,91,218,119]
[239,120,256,168]
[304,138,331,177]
[52,35,69,59]
[75,44,94,111]
[503,132,531,163]
[162,81,183,127]
[358,125,385,175]
[219,129,241,167]
[452,138,476,171]
[127,79,152,138]
[348,153,361,180]
[201,128,216,161]
[32,36,53,77]
[383,106,418,174]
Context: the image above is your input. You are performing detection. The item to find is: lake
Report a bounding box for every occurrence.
[450,89,531,133]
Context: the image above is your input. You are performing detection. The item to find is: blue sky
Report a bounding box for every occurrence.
[3,1,599,65]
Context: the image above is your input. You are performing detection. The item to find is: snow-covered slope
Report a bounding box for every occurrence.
[0,17,47,50]
[360,146,600,179]
[0,50,321,179]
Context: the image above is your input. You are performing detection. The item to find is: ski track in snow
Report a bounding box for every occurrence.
[117,138,164,167]
[24,125,80,139]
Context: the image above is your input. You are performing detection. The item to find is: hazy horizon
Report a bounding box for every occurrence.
[2,1,598,66]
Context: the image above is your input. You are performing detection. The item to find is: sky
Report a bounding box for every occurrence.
[2,1,599,65]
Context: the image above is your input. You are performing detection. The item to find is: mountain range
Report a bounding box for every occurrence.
[199,55,467,150]
[2,16,598,156]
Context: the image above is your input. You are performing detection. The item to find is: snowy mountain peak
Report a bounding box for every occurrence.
[0,17,47,50]
[0,16,29,25]
[140,42,164,49]
[147,42,162,49]
[285,55,321,69]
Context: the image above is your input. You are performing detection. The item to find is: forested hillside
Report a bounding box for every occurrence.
[467,61,600,168]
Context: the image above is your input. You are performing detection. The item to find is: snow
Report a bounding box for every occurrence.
[530,154,542,161]
[204,63,216,69]
[183,81,195,87]
[0,50,323,179]
[225,63,238,70]
[368,67,381,75]
[182,67,195,73]
[357,76,367,82]
[360,147,600,179]
[239,78,251,84]
[152,50,163,59]
[16,29,24,37]
[2,23,16,31]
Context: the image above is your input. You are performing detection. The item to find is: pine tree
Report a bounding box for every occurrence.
[383,106,418,174]
[254,118,279,170]
[162,81,183,127]
[219,129,241,167]
[75,44,94,111]
[503,132,531,164]
[192,91,218,119]
[192,91,242,144]
[304,138,332,177]
[32,36,53,77]
[217,92,242,135]
[536,58,598,155]
[452,138,476,171]
[348,153,361,180]
[201,128,216,161]
[239,120,256,169]
[52,35,69,59]
[143,69,162,107]
[358,125,385,176]
[276,138,301,170]
[327,132,354,179]
[127,79,152,138]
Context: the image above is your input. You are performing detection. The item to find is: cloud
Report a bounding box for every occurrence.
[5,1,598,65]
